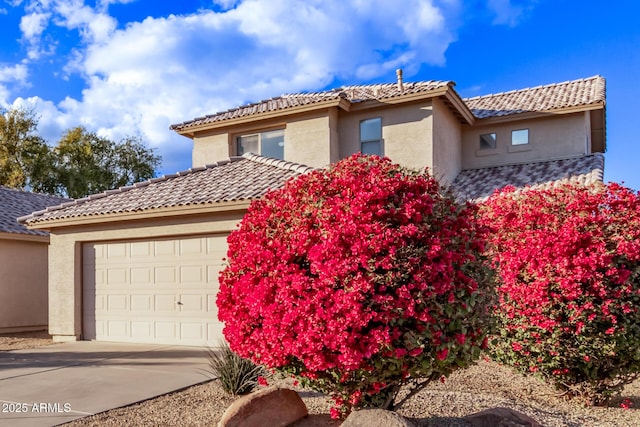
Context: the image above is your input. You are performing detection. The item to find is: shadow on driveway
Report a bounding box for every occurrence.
[0,341,212,427]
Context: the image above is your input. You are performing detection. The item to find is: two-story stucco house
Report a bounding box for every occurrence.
[20,74,606,346]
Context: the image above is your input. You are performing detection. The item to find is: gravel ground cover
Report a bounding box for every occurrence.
[2,333,640,426]
[0,330,57,351]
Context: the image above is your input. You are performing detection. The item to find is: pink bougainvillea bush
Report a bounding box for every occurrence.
[481,182,640,404]
[217,154,494,417]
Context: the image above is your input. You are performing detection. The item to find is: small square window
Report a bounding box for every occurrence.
[511,129,529,146]
[479,133,497,150]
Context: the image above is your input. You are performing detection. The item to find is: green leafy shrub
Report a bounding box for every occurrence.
[217,154,495,417]
[207,340,265,396]
[481,182,640,404]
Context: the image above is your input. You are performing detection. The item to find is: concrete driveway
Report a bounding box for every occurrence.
[0,341,211,427]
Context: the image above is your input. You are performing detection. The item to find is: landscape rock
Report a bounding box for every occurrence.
[218,386,308,427]
[463,407,542,427]
[341,408,416,427]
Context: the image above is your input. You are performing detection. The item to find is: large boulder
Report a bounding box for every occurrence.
[463,407,541,427]
[218,386,308,427]
[341,408,416,427]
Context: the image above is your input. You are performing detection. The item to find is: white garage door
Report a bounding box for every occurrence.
[82,235,227,346]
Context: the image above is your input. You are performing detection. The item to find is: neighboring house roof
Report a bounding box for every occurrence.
[0,187,70,236]
[464,75,605,119]
[449,154,605,202]
[20,154,315,226]
[170,80,463,132]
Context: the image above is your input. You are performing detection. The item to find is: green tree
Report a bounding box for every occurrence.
[0,107,161,198]
[0,107,55,191]
[54,127,161,198]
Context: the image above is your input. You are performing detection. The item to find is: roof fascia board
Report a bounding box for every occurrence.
[0,231,49,243]
[24,200,252,230]
[444,91,475,125]
[174,98,346,137]
[472,103,605,125]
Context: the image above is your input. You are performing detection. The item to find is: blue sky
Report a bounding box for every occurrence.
[1,0,638,189]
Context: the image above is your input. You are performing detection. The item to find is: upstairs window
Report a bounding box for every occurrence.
[237,129,285,159]
[479,133,497,150]
[360,118,382,156]
[511,129,529,146]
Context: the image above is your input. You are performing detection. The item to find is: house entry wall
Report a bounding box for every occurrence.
[82,234,227,346]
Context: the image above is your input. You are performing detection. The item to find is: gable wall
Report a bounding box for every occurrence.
[461,112,588,170]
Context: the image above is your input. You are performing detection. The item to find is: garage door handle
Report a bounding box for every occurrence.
[176,301,183,305]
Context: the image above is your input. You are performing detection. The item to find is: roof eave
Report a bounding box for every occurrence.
[443,90,475,125]
[172,98,347,138]
[0,231,49,243]
[23,200,253,231]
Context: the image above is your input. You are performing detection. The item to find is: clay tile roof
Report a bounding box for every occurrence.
[449,154,605,202]
[464,76,605,119]
[0,187,71,236]
[170,81,453,131]
[20,154,316,225]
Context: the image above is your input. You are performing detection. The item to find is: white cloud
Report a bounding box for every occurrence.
[19,11,50,39]
[7,0,466,174]
[0,64,29,82]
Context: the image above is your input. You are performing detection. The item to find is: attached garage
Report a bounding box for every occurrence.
[83,235,227,346]
[19,154,313,345]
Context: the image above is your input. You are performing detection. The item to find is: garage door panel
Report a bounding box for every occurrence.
[155,267,177,284]
[83,235,227,346]
[107,243,127,258]
[180,265,204,284]
[180,238,204,255]
[131,321,152,338]
[130,241,151,257]
[107,294,128,310]
[131,294,152,311]
[131,267,152,284]
[107,320,129,337]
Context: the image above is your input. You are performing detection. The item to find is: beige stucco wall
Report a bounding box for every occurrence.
[0,237,48,332]
[284,109,338,168]
[46,211,246,342]
[190,109,338,168]
[192,132,230,167]
[461,113,588,170]
[432,99,462,185]
[338,101,434,172]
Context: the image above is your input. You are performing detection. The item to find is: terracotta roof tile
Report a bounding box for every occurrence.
[0,187,71,236]
[449,154,604,202]
[170,81,453,131]
[464,76,605,119]
[20,154,315,225]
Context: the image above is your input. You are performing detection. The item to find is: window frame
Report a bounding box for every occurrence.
[511,128,529,146]
[359,117,383,156]
[236,129,285,159]
[479,133,497,150]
